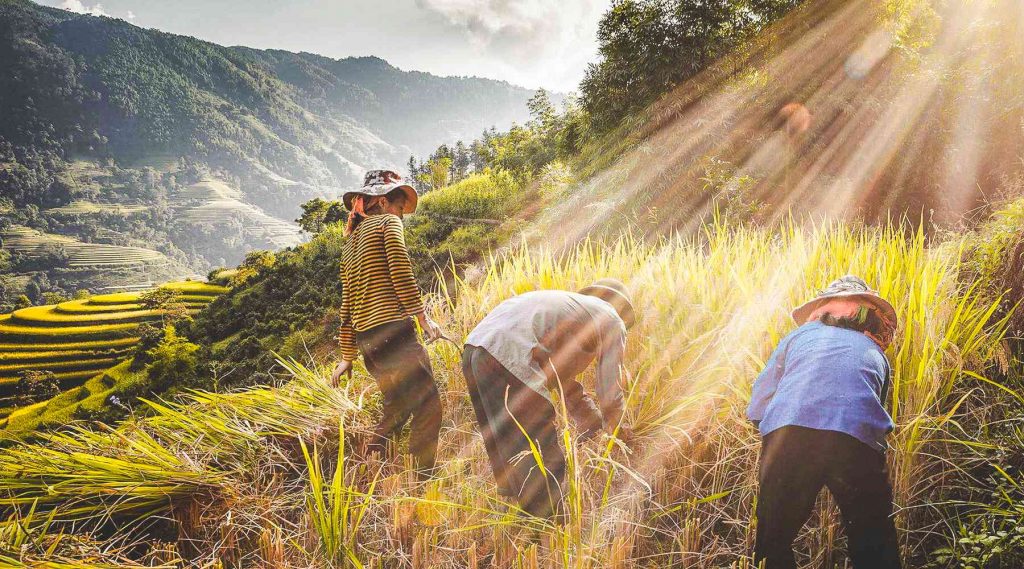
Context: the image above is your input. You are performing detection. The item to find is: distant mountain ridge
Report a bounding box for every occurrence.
[0,0,540,301]
[1,0,538,192]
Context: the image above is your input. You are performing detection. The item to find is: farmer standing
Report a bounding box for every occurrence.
[461,279,635,518]
[331,169,443,480]
[747,275,902,569]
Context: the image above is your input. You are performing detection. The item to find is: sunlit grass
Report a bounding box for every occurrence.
[0,219,1013,566]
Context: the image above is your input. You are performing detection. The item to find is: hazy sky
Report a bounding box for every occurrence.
[40,0,611,92]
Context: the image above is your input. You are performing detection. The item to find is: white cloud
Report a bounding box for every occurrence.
[59,0,109,17]
[415,0,609,91]
[126,10,136,20]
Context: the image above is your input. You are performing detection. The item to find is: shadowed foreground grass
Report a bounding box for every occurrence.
[0,220,1017,568]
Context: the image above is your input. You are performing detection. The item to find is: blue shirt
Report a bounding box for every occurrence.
[746,321,894,452]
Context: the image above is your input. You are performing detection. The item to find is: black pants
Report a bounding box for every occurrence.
[356,319,441,479]
[754,425,902,569]
[461,346,566,519]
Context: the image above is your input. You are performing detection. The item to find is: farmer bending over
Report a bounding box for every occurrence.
[332,169,443,480]
[747,275,901,569]
[461,279,635,519]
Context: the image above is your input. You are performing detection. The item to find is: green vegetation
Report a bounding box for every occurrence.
[405,169,534,281]
[579,0,802,133]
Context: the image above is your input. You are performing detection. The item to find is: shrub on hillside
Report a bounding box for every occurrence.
[406,170,527,279]
[144,326,200,393]
[230,250,277,287]
[14,370,60,405]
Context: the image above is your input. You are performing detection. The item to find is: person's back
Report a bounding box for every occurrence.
[460,281,634,519]
[748,320,893,451]
[466,289,622,394]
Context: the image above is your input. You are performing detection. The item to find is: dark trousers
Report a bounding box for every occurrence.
[356,319,441,479]
[461,346,566,519]
[754,425,902,569]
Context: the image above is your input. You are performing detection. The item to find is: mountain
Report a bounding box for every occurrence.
[0,0,539,305]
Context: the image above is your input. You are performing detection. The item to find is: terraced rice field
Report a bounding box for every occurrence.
[174,178,303,249]
[0,281,228,422]
[47,200,150,216]
[0,226,169,268]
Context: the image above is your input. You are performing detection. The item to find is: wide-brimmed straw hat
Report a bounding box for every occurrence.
[343,170,418,214]
[579,278,636,329]
[791,275,898,329]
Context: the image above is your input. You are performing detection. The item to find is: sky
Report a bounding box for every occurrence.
[39,0,611,92]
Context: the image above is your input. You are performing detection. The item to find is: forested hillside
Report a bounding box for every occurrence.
[0,0,538,309]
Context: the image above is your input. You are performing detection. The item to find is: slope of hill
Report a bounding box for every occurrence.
[0,206,1021,566]
[0,0,540,304]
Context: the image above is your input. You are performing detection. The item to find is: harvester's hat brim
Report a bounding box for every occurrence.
[791,275,898,329]
[579,278,636,329]
[343,169,418,214]
[342,184,418,214]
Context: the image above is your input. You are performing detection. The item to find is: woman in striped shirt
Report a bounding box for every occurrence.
[331,170,442,479]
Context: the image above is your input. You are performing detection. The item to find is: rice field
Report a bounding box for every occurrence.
[173,178,304,249]
[0,282,228,425]
[46,200,150,216]
[0,226,169,269]
[0,220,1014,567]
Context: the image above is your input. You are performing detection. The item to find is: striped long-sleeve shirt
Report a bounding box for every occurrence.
[338,214,425,360]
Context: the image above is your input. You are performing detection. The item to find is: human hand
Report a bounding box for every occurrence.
[330,360,353,387]
[418,314,443,343]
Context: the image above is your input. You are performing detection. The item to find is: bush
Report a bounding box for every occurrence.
[14,370,60,405]
[144,326,200,393]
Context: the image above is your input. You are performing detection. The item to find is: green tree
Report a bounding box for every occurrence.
[144,325,200,392]
[418,157,454,192]
[296,197,345,234]
[40,291,66,305]
[140,288,191,326]
[230,250,277,286]
[25,281,41,304]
